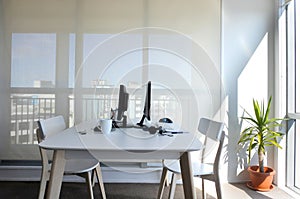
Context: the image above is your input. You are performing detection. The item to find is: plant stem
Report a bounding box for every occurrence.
[259,151,265,173]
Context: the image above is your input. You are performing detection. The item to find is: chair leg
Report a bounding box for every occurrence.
[95,164,106,199]
[214,175,222,199]
[38,169,49,199]
[165,176,170,187]
[91,168,96,187]
[168,173,177,199]
[85,171,94,199]
[157,167,168,199]
[202,178,206,199]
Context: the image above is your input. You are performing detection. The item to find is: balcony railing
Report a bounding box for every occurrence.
[10,92,178,145]
[10,96,55,144]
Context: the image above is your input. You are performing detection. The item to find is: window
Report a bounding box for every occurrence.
[284,0,300,192]
[81,34,143,88]
[11,33,56,88]
[10,33,57,147]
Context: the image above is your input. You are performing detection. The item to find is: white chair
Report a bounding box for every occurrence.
[36,115,106,199]
[157,118,225,199]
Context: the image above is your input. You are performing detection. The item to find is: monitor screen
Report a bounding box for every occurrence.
[137,81,151,127]
[117,84,129,121]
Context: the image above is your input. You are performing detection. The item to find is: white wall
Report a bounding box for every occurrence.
[222,0,277,182]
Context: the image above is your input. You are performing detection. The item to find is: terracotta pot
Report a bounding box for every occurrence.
[246,165,275,191]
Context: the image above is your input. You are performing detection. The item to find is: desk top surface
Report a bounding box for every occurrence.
[39,124,202,153]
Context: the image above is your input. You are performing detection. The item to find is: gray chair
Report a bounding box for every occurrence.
[37,115,106,199]
[157,118,225,199]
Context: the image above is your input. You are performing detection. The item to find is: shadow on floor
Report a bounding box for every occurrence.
[0,181,210,199]
[229,182,294,199]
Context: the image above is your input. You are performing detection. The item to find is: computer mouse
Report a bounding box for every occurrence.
[159,117,173,123]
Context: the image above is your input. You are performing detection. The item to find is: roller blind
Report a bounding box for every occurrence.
[0,0,221,160]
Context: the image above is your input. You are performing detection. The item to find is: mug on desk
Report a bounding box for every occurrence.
[99,119,112,134]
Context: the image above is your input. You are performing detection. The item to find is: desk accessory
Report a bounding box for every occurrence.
[99,119,112,134]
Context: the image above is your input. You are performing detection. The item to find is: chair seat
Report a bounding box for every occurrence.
[158,118,225,199]
[37,116,106,199]
[49,159,100,174]
[157,118,225,199]
[163,159,214,176]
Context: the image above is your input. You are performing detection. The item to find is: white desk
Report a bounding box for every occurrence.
[39,125,202,199]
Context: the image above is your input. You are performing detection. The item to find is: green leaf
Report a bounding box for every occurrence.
[238,96,284,168]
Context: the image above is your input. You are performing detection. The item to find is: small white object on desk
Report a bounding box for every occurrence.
[99,118,112,134]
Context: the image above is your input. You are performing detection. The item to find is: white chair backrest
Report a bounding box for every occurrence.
[37,115,66,140]
[214,130,225,169]
[198,118,224,163]
[198,118,224,141]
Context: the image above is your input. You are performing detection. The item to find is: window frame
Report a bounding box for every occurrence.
[284,0,300,193]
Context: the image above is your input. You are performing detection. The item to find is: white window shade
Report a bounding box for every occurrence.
[0,0,221,160]
[4,0,220,58]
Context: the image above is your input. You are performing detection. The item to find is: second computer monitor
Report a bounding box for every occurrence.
[117,84,129,121]
[137,81,151,127]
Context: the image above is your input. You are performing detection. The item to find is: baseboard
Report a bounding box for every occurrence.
[0,163,163,183]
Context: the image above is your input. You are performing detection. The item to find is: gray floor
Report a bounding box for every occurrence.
[0,181,296,199]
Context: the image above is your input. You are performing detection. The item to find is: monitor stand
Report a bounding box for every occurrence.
[122,115,127,127]
[113,115,129,128]
[136,115,146,127]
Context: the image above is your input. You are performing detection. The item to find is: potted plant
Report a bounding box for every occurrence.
[238,96,284,191]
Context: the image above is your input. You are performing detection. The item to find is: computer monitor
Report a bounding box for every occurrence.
[116,84,129,126]
[137,81,151,127]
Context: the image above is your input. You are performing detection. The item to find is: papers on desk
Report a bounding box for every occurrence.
[122,127,158,139]
[164,129,184,134]
[159,126,188,137]
[161,122,187,133]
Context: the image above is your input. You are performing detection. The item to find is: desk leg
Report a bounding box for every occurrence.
[46,150,66,199]
[180,152,196,199]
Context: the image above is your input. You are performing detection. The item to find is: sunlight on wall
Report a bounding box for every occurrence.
[237,33,269,173]
[238,33,268,112]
